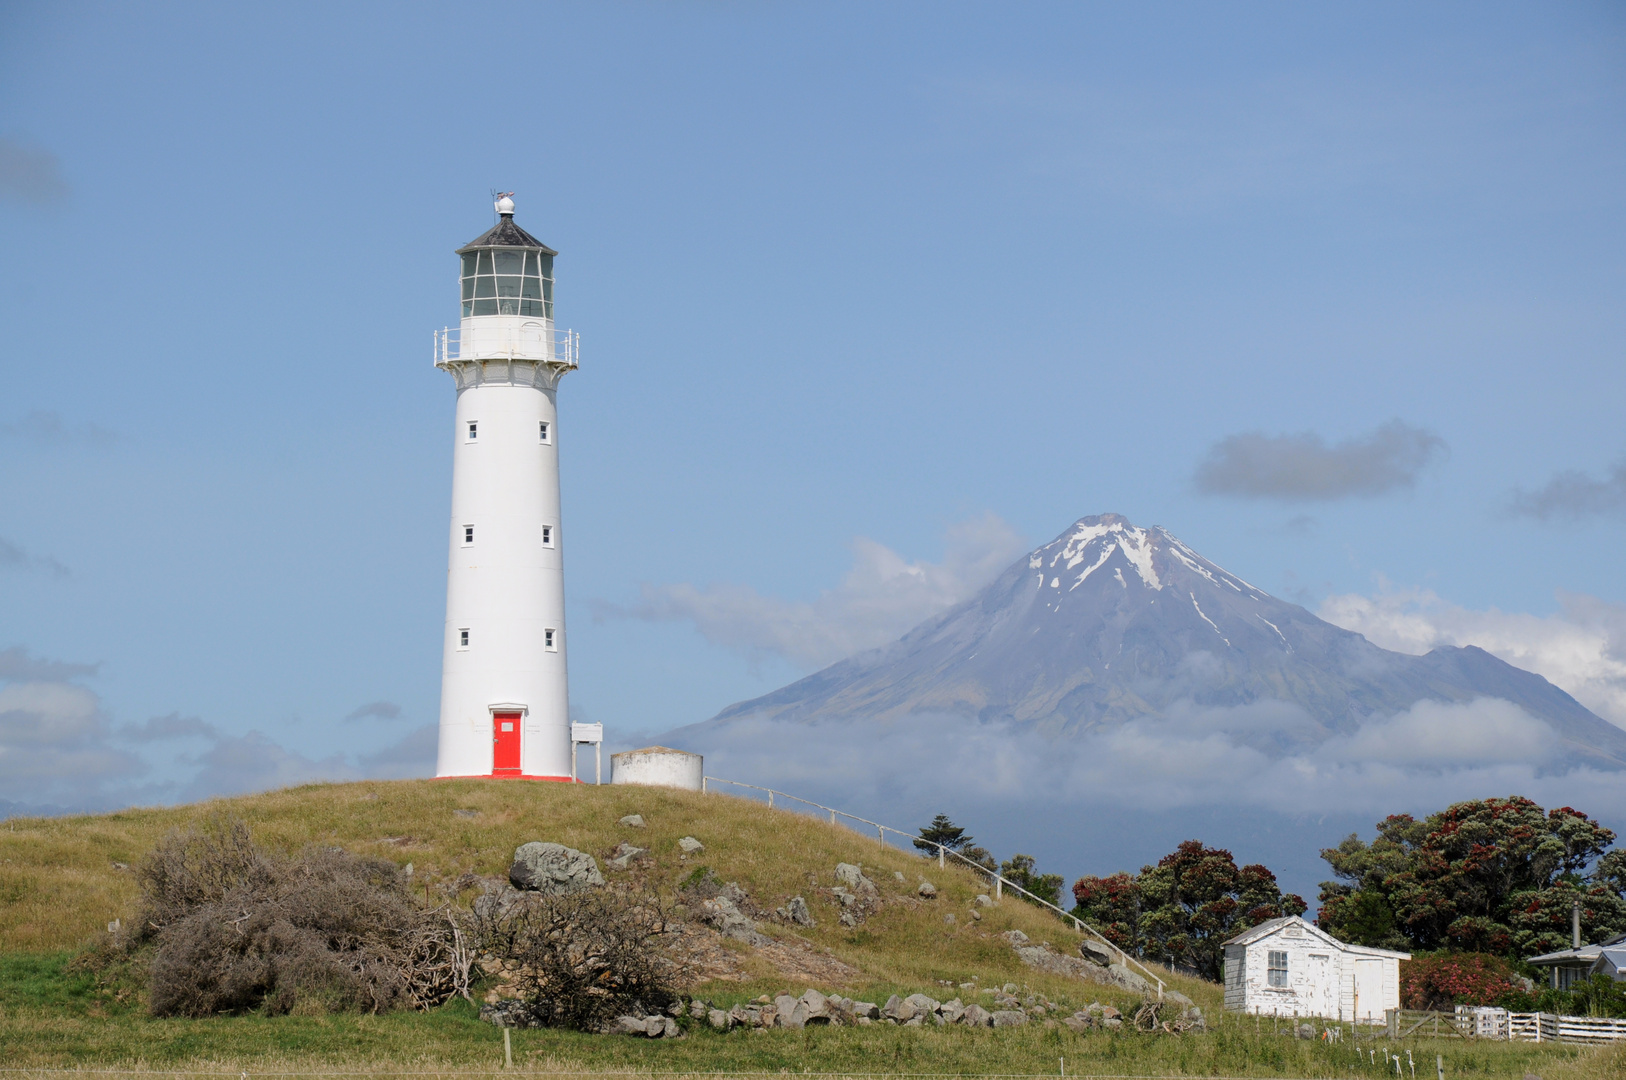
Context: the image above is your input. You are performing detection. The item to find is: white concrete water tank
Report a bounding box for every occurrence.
[611,746,703,791]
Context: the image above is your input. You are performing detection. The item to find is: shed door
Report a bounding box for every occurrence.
[1306,954,1333,1019]
[493,711,522,774]
[1353,959,1383,1024]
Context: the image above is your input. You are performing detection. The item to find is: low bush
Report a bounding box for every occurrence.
[1399,952,1524,1010]
[470,885,675,1030]
[133,819,468,1017]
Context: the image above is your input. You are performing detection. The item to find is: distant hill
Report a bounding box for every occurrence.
[686,514,1626,768]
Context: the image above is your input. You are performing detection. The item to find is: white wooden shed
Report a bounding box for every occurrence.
[1223,916,1409,1024]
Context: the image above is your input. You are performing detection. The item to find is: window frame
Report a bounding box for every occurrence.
[1266,949,1288,988]
[538,420,551,444]
[457,628,470,651]
[544,628,558,652]
[466,420,478,442]
[541,524,554,548]
[463,525,475,546]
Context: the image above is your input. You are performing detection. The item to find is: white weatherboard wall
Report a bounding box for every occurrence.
[611,747,703,790]
[435,198,576,780]
[1222,917,1408,1023]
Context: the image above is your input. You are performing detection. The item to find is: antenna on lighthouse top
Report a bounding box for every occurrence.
[494,191,516,218]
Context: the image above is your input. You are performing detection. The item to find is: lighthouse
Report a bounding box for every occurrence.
[434,195,578,780]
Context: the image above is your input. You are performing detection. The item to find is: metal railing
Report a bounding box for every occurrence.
[434,326,579,367]
[700,774,1165,999]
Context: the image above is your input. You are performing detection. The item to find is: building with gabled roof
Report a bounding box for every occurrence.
[1223,916,1409,1023]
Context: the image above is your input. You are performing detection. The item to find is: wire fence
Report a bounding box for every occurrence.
[699,776,1166,999]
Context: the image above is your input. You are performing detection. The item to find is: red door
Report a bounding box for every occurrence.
[493,712,522,774]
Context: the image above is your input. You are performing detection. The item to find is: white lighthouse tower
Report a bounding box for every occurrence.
[434,195,579,780]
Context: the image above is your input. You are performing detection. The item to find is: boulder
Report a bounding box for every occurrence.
[509,842,605,894]
[607,841,648,870]
[917,880,938,898]
[1101,1005,1121,1020]
[1297,1023,1315,1040]
[944,913,956,925]
[1079,939,1116,967]
[678,836,704,853]
[1105,962,1155,995]
[1165,989,1194,1008]
[709,1008,733,1030]
[939,998,965,1024]
[688,998,707,1019]
[960,1003,993,1027]
[835,862,878,897]
[778,895,816,926]
[700,895,771,946]
[974,894,993,907]
[905,993,941,1015]
[479,999,543,1028]
[850,1000,880,1019]
[1001,929,1030,946]
[991,1010,1028,1028]
[1103,1016,1122,1030]
[894,871,906,882]
[612,1015,648,1036]
[800,989,830,1021]
[1062,1016,1092,1034]
[618,814,646,828]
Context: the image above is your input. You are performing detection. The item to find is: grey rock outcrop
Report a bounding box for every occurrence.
[677,836,704,853]
[607,841,649,870]
[700,894,771,946]
[776,895,816,926]
[618,814,646,828]
[508,842,605,894]
[917,880,938,898]
[835,862,878,897]
[1080,939,1117,966]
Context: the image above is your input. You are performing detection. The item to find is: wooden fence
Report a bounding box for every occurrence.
[1383,1008,1626,1043]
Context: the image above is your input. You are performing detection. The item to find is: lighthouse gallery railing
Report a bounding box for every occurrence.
[434,326,579,368]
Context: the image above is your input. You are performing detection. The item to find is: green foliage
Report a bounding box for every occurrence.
[1318,797,1626,955]
[998,853,1063,907]
[913,814,996,870]
[1071,840,1306,980]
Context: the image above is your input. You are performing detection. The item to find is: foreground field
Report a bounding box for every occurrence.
[0,779,1618,1077]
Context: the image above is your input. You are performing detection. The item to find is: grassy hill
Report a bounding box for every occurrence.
[0,778,1613,1077]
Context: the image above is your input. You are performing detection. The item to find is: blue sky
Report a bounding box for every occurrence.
[2,3,1624,884]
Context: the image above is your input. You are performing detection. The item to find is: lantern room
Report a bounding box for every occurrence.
[456,195,558,321]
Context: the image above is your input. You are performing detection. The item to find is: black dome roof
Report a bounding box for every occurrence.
[458,214,557,255]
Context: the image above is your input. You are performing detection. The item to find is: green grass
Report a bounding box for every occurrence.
[0,780,1620,1077]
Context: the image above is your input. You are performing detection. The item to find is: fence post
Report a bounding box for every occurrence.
[768,790,773,808]
[701,776,706,794]
[878,824,884,842]
[996,876,1002,900]
[939,843,945,869]
[831,808,836,825]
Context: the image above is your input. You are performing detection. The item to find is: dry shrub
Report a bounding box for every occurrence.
[471,885,675,1030]
[136,819,469,1017]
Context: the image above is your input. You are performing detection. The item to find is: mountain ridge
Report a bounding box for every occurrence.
[690,514,1626,767]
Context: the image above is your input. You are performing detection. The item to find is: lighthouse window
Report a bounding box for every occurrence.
[538,421,550,443]
[466,421,477,441]
[458,628,470,650]
[461,248,554,319]
[541,525,553,547]
[463,525,474,545]
[544,628,557,651]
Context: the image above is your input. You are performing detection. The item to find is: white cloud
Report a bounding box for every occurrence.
[1320,586,1626,727]
[609,513,1028,669]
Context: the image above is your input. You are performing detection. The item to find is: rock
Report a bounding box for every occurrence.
[839,910,858,927]
[882,994,907,1021]
[509,842,605,894]
[1002,929,1030,946]
[1062,1016,1092,1034]
[678,836,704,853]
[700,895,771,946]
[800,989,830,1021]
[991,1010,1028,1028]
[612,1015,649,1036]
[905,993,941,1015]
[1079,939,1116,967]
[961,1003,993,1027]
[1103,1016,1122,1030]
[1101,1005,1121,1020]
[709,1008,733,1030]
[480,999,543,1028]
[971,909,982,921]
[1165,989,1194,1008]
[607,841,649,870]
[667,1000,685,1017]
[835,862,878,897]
[777,895,816,927]
[850,1000,879,1019]
[944,913,956,925]
[1003,983,1019,994]
[918,880,938,899]
[974,894,993,907]
[618,814,646,828]
[1030,1005,1046,1016]
[939,998,965,1024]
[1297,1023,1315,1040]
[688,999,707,1019]
[1106,962,1155,995]
[894,871,906,882]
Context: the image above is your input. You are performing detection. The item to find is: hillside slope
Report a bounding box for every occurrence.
[0,777,1203,1005]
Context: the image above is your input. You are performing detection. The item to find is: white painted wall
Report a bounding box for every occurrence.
[612,747,703,790]
[436,311,571,779]
[1223,919,1405,1023]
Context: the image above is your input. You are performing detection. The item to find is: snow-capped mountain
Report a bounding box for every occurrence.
[690,514,1626,766]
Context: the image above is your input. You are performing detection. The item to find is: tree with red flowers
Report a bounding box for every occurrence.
[1318,796,1626,955]
[1072,840,1306,980]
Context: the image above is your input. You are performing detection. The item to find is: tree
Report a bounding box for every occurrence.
[999,854,1063,908]
[913,814,995,871]
[1071,840,1305,980]
[1318,797,1626,955]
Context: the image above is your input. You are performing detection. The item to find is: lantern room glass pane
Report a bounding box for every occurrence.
[476,251,494,274]
[495,251,524,274]
[524,252,540,275]
[520,277,541,299]
[472,298,498,316]
[462,300,473,317]
[461,277,475,301]
[496,276,522,298]
[519,300,544,317]
[474,277,496,299]
[461,253,477,277]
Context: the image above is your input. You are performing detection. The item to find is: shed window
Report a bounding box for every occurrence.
[1267,950,1288,987]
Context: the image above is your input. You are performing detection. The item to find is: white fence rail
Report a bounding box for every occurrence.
[700,774,1166,1000]
[1508,1011,1626,1043]
[434,325,579,367]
